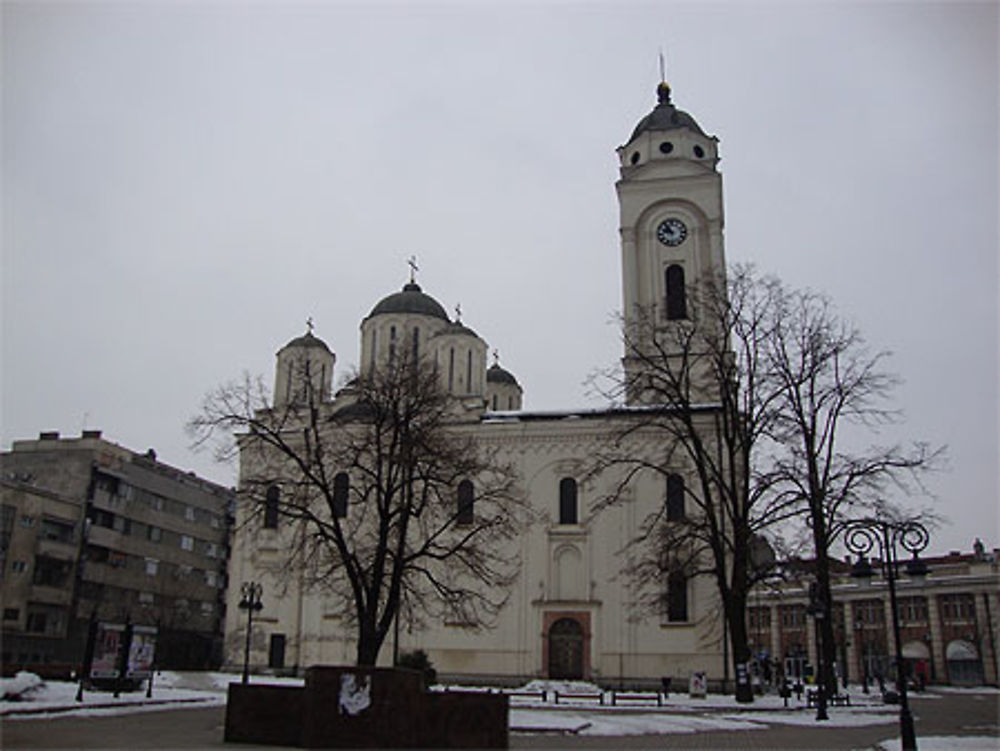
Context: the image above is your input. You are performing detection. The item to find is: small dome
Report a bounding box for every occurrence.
[280,330,332,354]
[487,363,519,386]
[433,321,480,339]
[368,282,449,321]
[626,83,709,144]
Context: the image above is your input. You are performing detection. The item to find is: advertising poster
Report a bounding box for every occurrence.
[127,625,157,678]
[90,623,124,679]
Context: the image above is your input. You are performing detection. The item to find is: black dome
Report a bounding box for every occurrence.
[368,282,449,321]
[627,83,709,143]
[280,331,332,354]
[487,363,518,386]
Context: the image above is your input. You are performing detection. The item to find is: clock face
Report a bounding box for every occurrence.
[657,218,687,247]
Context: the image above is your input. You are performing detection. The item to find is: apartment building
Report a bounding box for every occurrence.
[1,431,234,676]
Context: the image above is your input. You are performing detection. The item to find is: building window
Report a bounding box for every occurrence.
[112,514,131,535]
[665,264,687,320]
[264,485,280,529]
[178,564,192,578]
[147,525,162,543]
[205,570,218,588]
[412,327,420,360]
[855,599,884,625]
[940,594,976,622]
[41,519,75,543]
[20,515,35,528]
[3,608,19,620]
[205,542,218,559]
[180,535,194,552]
[748,606,771,631]
[780,604,807,629]
[108,551,127,567]
[144,558,159,576]
[492,394,498,410]
[139,592,154,606]
[269,633,286,669]
[559,478,578,525]
[666,474,685,521]
[667,569,688,622]
[175,598,189,614]
[32,556,72,587]
[25,607,64,636]
[184,506,196,521]
[201,601,214,616]
[332,473,349,519]
[11,560,27,573]
[899,596,928,623]
[456,480,474,526]
[466,350,473,393]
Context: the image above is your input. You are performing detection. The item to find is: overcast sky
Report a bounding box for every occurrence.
[3,1,996,556]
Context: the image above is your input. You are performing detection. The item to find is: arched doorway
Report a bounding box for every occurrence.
[901,640,931,686]
[946,640,983,686]
[548,618,584,679]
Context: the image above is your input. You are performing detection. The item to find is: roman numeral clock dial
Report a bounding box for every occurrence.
[657,218,688,247]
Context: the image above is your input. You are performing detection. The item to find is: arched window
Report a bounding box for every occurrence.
[667,568,688,622]
[665,264,687,320]
[559,478,578,525]
[491,394,498,410]
[389,325,397,362]
[264,485,280,529]
[333,472,349,519]
[666,474,685,521]
[456,480,474,525]
[412,327,419,360]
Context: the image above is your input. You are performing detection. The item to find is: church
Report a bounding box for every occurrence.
[224,80,731,686]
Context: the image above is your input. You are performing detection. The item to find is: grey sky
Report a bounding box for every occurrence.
[3,2,997,556]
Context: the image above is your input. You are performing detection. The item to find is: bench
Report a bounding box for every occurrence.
[552,691,604,706]
[610,692,663,707]
[807,689,850,707]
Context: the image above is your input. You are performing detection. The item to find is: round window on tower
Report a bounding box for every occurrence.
[630,151,640,165]
[659,141,674,155]
[693,144,705,158]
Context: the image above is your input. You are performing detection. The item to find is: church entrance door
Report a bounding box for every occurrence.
[548,617,584,679]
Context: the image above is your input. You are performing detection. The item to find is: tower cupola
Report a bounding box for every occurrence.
[273,324,335,408]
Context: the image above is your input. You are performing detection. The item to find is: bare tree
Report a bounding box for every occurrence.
[189,352,526,667]
[592,266,798,703]
[766,287,941,694]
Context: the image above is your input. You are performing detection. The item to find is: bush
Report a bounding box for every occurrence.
[397,650,437,687]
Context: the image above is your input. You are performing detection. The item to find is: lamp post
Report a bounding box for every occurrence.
[238,582,264,685]
[845,517,929,751]
[806,582,829,721]
[855,618,870,694]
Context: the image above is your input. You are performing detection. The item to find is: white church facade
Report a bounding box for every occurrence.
[224,82,733,686]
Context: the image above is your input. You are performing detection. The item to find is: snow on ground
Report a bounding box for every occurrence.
[1,671,44,700]
[4,671,995,740]
[1,672,225,720]
[511,708,763,735]
[874,736,1000,751]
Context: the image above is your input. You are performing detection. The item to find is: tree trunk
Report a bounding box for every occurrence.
[811,522,840,696]
[728,590,755,703]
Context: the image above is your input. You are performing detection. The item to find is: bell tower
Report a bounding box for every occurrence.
[616,81,727,404]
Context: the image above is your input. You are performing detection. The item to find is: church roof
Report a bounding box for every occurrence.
[368,282,449,321]
[433,321,480,339]
[280,330,332,354]
[627,82,709,143]
[487,363,519,386]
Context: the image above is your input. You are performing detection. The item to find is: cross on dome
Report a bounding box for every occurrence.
[407,255,419,284]
[454,303,462,323]
[306,316,314,334]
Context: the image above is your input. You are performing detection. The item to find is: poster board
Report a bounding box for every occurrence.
[90,623,124,679]
[127,625,157,678]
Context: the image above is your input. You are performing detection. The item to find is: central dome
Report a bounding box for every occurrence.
[367,282,449,321]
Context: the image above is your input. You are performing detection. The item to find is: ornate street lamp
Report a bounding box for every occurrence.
[805,582,829,721]
[238,582,264,685]
[845,517,929,751]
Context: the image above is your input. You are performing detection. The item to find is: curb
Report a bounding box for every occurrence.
[1,696,218,717]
